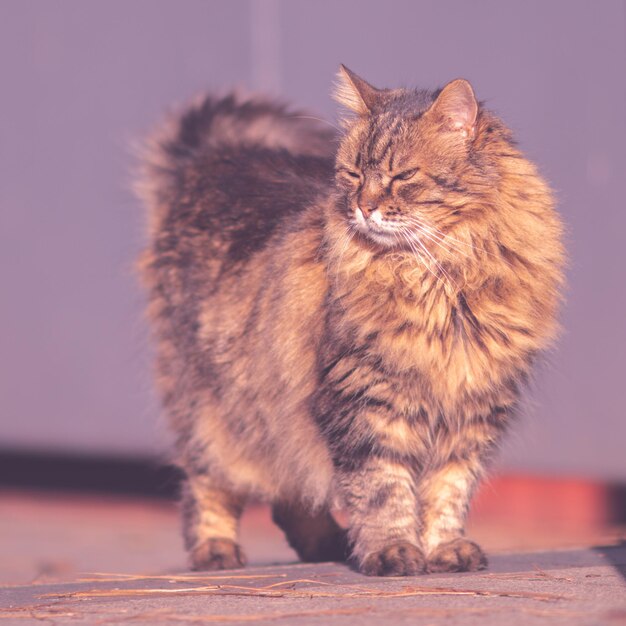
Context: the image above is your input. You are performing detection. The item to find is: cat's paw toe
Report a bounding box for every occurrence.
[427,538,487,573]
[360,541,426,576]
[189,538,247,571]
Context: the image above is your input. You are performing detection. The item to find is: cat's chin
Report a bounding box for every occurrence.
[353,224,400,248]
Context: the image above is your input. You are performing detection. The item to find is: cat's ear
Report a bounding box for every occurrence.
[428,79,478,139]
[334,65,383,115]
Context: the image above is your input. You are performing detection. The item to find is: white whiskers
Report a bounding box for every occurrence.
[403,216,512,268]
[399,225,459,293]
[292,115,341,133]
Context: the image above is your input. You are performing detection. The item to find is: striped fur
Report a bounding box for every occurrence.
[137,69,565,576]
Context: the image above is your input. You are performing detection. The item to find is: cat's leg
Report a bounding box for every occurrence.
[418,458,487,573]
[337,459,425,576]
[272,501,349,562]
[181,475,247,571]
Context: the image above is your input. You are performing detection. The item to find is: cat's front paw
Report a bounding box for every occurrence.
[189,538,247,571]
[360,541,426,576]
[427,538,487,573]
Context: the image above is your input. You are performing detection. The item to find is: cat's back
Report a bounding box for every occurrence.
[137,95,337,503]
[138,94,336,278]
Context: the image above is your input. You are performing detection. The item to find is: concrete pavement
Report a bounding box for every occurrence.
[2,545,625,625]
[0,490,624,625]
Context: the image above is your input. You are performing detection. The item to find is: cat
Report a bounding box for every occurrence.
[137,66,565,576]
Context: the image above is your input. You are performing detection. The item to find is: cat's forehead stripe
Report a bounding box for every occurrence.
[364,115,402,168]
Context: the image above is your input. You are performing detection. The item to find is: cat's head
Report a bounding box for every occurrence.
[333,65,493,248]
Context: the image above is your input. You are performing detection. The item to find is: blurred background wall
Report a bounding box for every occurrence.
[0,0,624,480]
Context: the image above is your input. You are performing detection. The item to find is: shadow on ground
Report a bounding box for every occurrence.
[593,539,626,581]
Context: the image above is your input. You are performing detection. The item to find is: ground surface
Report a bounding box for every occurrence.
[1,490,624,625]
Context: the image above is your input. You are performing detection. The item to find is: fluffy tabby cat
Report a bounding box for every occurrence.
[138,66,564,576]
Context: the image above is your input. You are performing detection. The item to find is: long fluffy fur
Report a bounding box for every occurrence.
[138,74,564,575]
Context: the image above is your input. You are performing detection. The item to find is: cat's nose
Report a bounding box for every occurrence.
[357,200,377,217]
[358,175,383,217]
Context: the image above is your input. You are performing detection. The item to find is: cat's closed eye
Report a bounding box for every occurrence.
[392,168,419,182]
[337,168,362,184]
